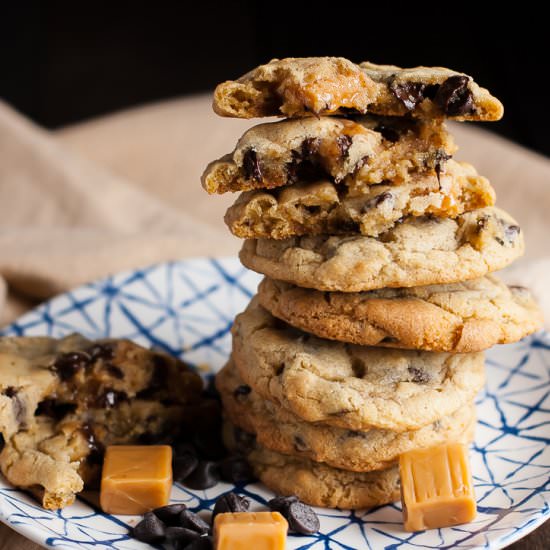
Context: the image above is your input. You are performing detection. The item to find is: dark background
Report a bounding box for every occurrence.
[1,3,549,156]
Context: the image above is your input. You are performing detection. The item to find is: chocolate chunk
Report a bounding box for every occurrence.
[212,492,250,522]
[51,352,90,381]
[184,461,220,490]
[435,75,474,116]
[374,124,400,143]
[219,456,256,485]
[154,503,188,525]
[179,509,210,534]
[174,453,199,482]
[294,435,308,452]
[233,427,256,454]
[95,389,128,408]
[336,134,353,159]
[87,343,115,361]
[80,423,104,464]
[186,537,213,550]
[233,384,251,401]
[408,366,431,384]
[165,526,200,549]
[132,511,166,543]
[285,501,320,534]
[242,148,263,182]
[35,399,76,420]
[301,137,321,159]
[390,80,426,111]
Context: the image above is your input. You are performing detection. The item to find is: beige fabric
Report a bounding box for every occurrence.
[1,96,550,329]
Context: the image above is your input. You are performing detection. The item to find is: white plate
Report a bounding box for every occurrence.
[0,258,548,549]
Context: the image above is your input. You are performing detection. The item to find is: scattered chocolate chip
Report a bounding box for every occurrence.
[408,366,431,384]
[435,75,474,116]
[174,453,199,482]
[242,148,263,182]
[185,536,213,550]
[154,503,187,525]
[165,526,200,549]
[374,124,400,143]
[336,134,353,159]
[293,435,308,452]
[285,501,320,534]
[87,343,115,361]
[51,352,90,381]
[390,80,426,111]
[35,399,76,420]
[132,511,166,544]
[179,509,210,534]
[219,456,256,485]
[94,389,127,408]
[233,427,256,455]
[184,461,220,490]
[212,492,250,522]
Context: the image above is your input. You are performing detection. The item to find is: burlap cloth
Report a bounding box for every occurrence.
[0,95,549,548]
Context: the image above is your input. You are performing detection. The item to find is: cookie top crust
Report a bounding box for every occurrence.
[240,207,524,292]
[213,57,503,121]
[231,297,485,431]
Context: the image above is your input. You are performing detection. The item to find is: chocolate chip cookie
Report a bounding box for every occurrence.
[223,421,401,509]
[225,161,495,239]
[240,207,524,292]
[231,298,485,432]
[258,275,543,352]
[217,359,476,472]
[0,334,203,509]
[213,57,503,121]
[202,115,455,194]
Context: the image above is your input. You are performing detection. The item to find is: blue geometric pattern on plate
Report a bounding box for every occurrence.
[0,258,548,549]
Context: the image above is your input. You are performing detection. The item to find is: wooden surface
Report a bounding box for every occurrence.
[1,95,548,548]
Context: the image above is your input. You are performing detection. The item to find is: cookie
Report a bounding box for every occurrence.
[223,421,401,509]
[212,57,503,121]
[240,206,524,292]
[216,359,476,472]
[225,161,495,239]
[0,334,204,509]
[258,276,543,352]
[202,115,455,194]
[231,297,485,432]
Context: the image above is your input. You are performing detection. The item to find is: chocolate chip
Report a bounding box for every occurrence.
[87,343,115,361]
[184,461,220,490]
[504,223,520,243]
[390,80,426,111]
[154,503,187,525]
[165,526,200,549]
[219,456,256,484]
[179,509,210,534]
[274,362,285,376]
[186,537,213,550]
[80,423,104,464]
[242,148,262,182]
[336,134,353,159]
[51,352,90,381]
[96,389,128,408]
[233,427,256,454]
[132,511,166,543]
[477,215,490,232]
[408,366,431,384]
[212,492,250,522]
[269,495,320,534]
[285,501,320,534]
[435,75,474,116]
[334,219,360,233]
[4,387,25,425]
[363,191,394,213]
[301,137,321,159]
[233,385,251,401]
[105,364,124,379]
[293,435,308,452]
[35,399,76,420]
[174,453,199,482]
[374,124,400,143]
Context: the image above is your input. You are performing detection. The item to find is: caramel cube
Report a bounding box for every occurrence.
[100,445,172,515]
[399,443,476,531]
[214,511,288,550]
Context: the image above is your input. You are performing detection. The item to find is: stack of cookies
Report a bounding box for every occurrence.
[203,57,543,508]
